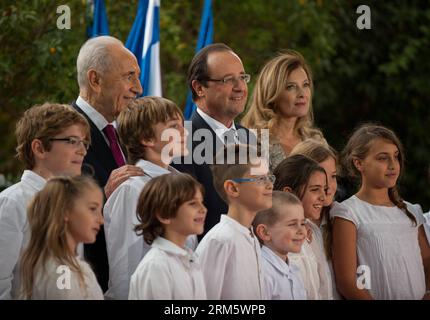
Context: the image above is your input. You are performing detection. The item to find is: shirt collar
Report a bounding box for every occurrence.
[76,96,109,132]
[261,245,297,278]
[152,237,197,266]
[134,159,179,178]
[196,108,237,142]
[221,215,256,241]
[307,214,327,230]
[21,170,47,192]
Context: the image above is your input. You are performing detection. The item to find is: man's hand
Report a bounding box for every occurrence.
[104,165,144,199]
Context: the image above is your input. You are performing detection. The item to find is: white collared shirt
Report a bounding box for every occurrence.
[306,218,335,300]
[76,96,109,134]
[288,240,321,300]
[196,215,265,300]
[196,108,239,144]
[129,237,207,300]
[76,96,125,159]
[0,170,46,300]
[104,159,197,300]
[261,246,307,300]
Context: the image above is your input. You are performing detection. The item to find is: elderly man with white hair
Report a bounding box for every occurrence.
[73,36,144,292]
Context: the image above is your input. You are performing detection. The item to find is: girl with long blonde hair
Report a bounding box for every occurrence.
[20,176,104,300]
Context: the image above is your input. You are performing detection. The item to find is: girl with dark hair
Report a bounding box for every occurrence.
[273,154,329,299]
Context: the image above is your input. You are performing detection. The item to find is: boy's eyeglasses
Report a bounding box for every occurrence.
[230,174,276,185]
[50,137,90,150]
[204,74,251,86]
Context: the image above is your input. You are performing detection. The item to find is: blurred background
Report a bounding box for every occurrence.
[1,0,429,209]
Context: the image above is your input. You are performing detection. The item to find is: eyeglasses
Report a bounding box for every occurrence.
[230,174,276,185]
[205,74,251,86]
[49,137,90,150]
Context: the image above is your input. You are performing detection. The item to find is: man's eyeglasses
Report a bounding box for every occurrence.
[205,74,251,86]
[49,137,90,150]
[230,174,276,185]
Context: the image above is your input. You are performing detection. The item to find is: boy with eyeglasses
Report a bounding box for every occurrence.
[196,144,273,299]
[0,103,90,300]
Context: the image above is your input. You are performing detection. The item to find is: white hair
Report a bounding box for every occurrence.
[76,36,124,89]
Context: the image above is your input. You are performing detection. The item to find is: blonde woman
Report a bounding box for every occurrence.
[20,176,104,300]
[242,50,324,172]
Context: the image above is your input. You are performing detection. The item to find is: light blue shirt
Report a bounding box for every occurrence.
[261,245,307,300]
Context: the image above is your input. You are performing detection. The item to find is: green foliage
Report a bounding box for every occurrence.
[1,0,429,209]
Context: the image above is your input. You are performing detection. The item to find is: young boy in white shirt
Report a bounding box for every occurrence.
[0,103,90,300]
[129,173,207,300]
[196,144,273,299]
[253,191,308,300]
[103,97,191,300]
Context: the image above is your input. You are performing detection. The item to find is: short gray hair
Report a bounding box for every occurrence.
[76,36,123,89]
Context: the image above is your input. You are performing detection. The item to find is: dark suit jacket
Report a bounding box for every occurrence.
[72,101,120,292]
[172,111,256,238]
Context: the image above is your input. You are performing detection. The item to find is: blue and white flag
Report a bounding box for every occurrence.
[184,0,214,119]
[126,0,162,97]
[87,0,109,38]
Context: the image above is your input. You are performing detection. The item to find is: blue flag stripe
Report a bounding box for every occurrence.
[184,0,213,119]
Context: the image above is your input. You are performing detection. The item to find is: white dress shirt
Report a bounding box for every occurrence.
[0,170,46,300]
[261,246,307,300]
[76,96,126,160]
[104,159,197,300]
[196,108,239,144]
[306,218,335,300]
[129,237,206,300]
[288,240,321,299]
[31,256,104,300]
[196,215,265,300]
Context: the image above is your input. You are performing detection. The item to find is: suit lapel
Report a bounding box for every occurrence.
[72,102,118,173]
[190,111,224,154]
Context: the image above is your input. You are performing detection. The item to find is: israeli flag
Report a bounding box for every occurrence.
[126,0,162,97]
[184,0,213,119]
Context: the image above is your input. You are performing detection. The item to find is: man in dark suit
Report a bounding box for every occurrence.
[173,43,256,237]
[73,36,144,291]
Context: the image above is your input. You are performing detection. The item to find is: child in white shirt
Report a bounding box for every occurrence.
[196,144,273,299]
[104,97,194,300]
[253,191,307,300]
[0,103,90,300]
[129,173,207,300]
[20,176,104,300]
[290,138,340,299]
[273,154,329,299]
[331,124,430,300]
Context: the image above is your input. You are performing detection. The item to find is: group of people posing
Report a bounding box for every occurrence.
[0,35,429,300]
